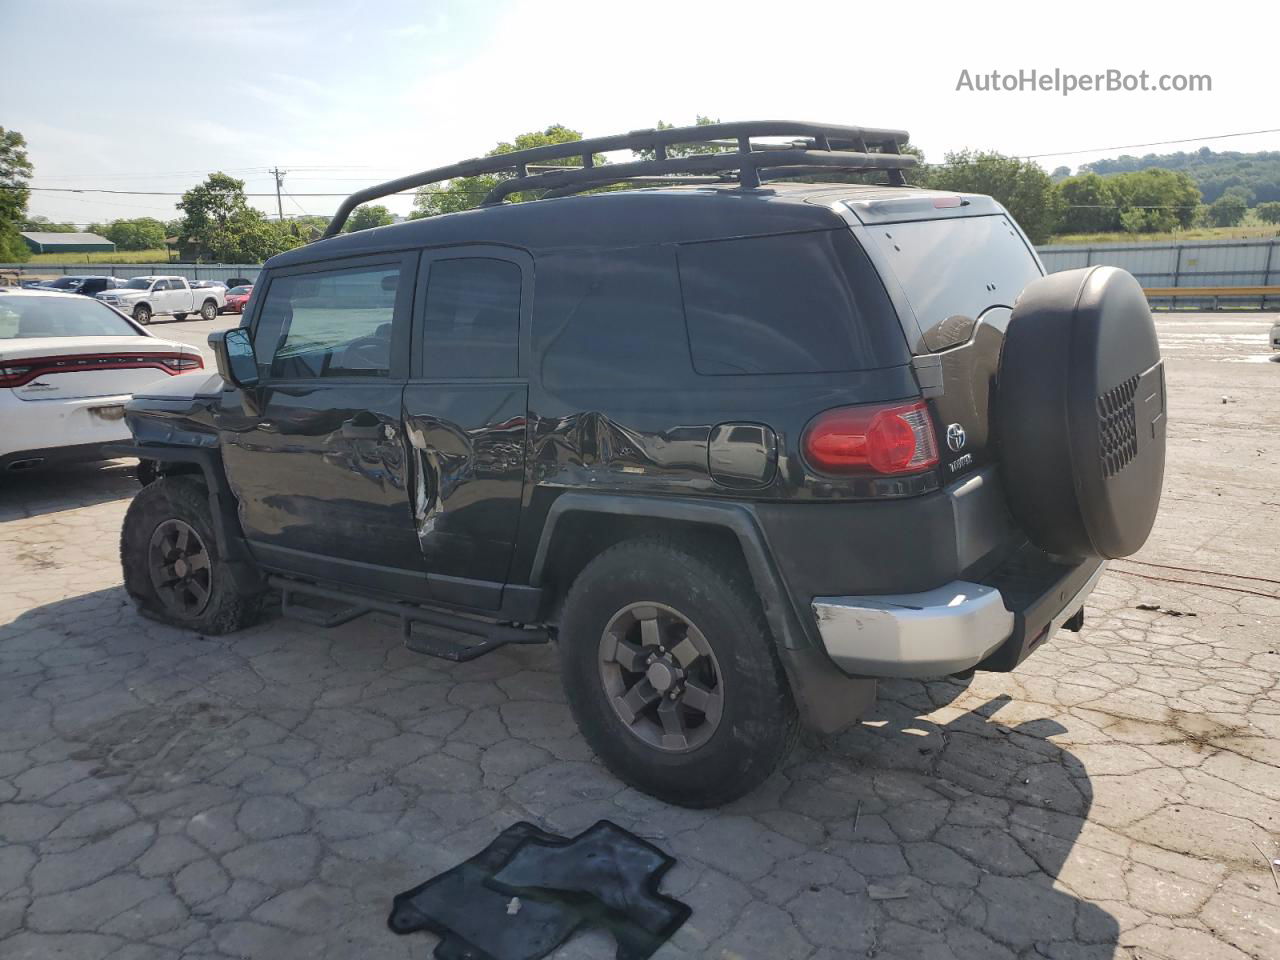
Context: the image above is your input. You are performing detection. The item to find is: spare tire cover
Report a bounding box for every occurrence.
[996,266,1166,559]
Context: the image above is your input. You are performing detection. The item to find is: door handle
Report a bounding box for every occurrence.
[341,418,389,440]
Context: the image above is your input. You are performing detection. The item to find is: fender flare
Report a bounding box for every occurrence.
[530,491,813,651]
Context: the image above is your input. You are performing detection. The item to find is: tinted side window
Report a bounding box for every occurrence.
[421,258,520,378]
[534,246,690,390]
[259,265,398,379]
[677,230,907,375]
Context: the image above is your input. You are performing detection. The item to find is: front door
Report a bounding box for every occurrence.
[403,247,531,610]
[218,253,425,596]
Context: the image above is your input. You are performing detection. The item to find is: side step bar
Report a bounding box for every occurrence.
[268,576,550,662]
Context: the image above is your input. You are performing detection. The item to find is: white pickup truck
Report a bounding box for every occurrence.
[96,275,225,325]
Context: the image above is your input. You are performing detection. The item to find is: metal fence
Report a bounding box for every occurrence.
[1036,237,1280,310]
[0,263,262,283]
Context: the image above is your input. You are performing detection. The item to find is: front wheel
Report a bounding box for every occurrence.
[200,300,217,322]
[120,476,263,634]
[558,539,798,807]
[133,304,152,325]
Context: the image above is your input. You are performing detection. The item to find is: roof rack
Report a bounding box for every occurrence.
[322,120,915,237]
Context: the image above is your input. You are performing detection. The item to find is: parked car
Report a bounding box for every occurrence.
[225,276,254,289]
[114,122,1167,807]
[97,275,225,325]
[0,288,204,472]
[1271,319,1279,352]
[224,284,253,314]
[39,275,124,297]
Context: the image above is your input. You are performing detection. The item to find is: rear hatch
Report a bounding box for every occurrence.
[849,198,1044,479]
[2,336,203,401]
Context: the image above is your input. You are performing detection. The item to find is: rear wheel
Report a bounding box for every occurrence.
[173,312,187,322]
[120,476,262,634]
[558,539,798,807]
[200,300,217,322]
[133,304,152,325]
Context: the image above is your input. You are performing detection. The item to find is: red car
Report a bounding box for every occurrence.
[224,284,253,314]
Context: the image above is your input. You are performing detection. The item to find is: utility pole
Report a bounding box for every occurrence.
[270,167,287,221]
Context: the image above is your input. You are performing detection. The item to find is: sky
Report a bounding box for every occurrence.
[7,0,1278,227]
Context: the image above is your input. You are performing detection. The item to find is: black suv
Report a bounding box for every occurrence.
[115,122,1167,806]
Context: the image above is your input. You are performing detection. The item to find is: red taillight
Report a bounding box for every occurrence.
[0,351,202,387]
[803,400,940,476]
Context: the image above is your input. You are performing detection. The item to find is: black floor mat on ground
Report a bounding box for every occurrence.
[387,819,690,960]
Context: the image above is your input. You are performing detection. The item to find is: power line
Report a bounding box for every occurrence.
[1018,127,1280,160]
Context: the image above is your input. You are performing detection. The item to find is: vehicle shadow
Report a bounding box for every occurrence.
[0,458,139,520]
[773,675,1122,957]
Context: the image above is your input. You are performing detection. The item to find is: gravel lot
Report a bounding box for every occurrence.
[1,313,1277,960]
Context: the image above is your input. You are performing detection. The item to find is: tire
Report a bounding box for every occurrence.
[133,304,152,325]
[200,300,217,322]
[997,266,1166,559]
[120,476,262,634]
[558,538,798,807]
[173,313,187,322]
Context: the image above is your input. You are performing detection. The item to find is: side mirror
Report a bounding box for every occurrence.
[209,328,260,388]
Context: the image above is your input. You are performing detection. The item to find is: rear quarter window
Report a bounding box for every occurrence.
[677,230,908,375]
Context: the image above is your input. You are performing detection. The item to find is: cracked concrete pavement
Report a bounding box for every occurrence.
[1,313,1278,959]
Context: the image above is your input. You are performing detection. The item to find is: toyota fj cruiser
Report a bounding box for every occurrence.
[114,122,1167,806]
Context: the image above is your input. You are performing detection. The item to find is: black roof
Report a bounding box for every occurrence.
[270,182,966,270]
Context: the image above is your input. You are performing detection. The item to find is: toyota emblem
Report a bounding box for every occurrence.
[946,423,967,452]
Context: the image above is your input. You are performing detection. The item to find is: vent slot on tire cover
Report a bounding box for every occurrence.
[1097,374,1139,478]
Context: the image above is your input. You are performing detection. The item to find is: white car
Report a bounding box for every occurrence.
[1271,320,1279,352]
[97,275,226,325]
[0,288,204,472]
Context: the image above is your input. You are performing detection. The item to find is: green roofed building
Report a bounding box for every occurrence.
[19,232,116,254]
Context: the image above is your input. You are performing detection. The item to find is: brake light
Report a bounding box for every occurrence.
[0,352,202,387]
[803,400,939,475]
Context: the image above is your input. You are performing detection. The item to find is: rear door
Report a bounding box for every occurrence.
[402,247,530,610]
[217,253,425,594]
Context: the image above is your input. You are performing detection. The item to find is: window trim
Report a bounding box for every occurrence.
[248,251,418,384]
[410,245,533,383]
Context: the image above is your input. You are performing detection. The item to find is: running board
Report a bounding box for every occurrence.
[268,575,549,662]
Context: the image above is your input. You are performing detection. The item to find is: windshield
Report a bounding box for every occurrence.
[123,278,153,290]
[865,214,1042,351]
[0,294,142,339]
[229,285,252,295]
[45,277,83,289]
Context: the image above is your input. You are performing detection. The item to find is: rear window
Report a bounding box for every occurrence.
[867,214,1042,350]
[677,230,907,376]
[0,294,141,339]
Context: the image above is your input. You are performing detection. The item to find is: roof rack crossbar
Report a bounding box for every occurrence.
[322,120,913,237]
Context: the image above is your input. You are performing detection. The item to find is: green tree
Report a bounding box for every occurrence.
[345,204,394,232]
[1055,173,1121,233]
[1256,201,1280,225]
[0,127,34,262]
[1108,169,1200,232]
[177,172,301,262]
[102,217,166,250]
[927,150,1063,243]
[412,124,594,218]
[22,215,78,232]
[1206,193,1247,227]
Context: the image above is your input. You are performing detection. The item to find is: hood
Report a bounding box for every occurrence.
[99,289,147,299]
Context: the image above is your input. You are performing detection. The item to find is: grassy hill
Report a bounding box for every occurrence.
[1081,148,1280,206]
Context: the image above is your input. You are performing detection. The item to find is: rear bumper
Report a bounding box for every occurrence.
[0,391,133,461]
[813,558,1106,678]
